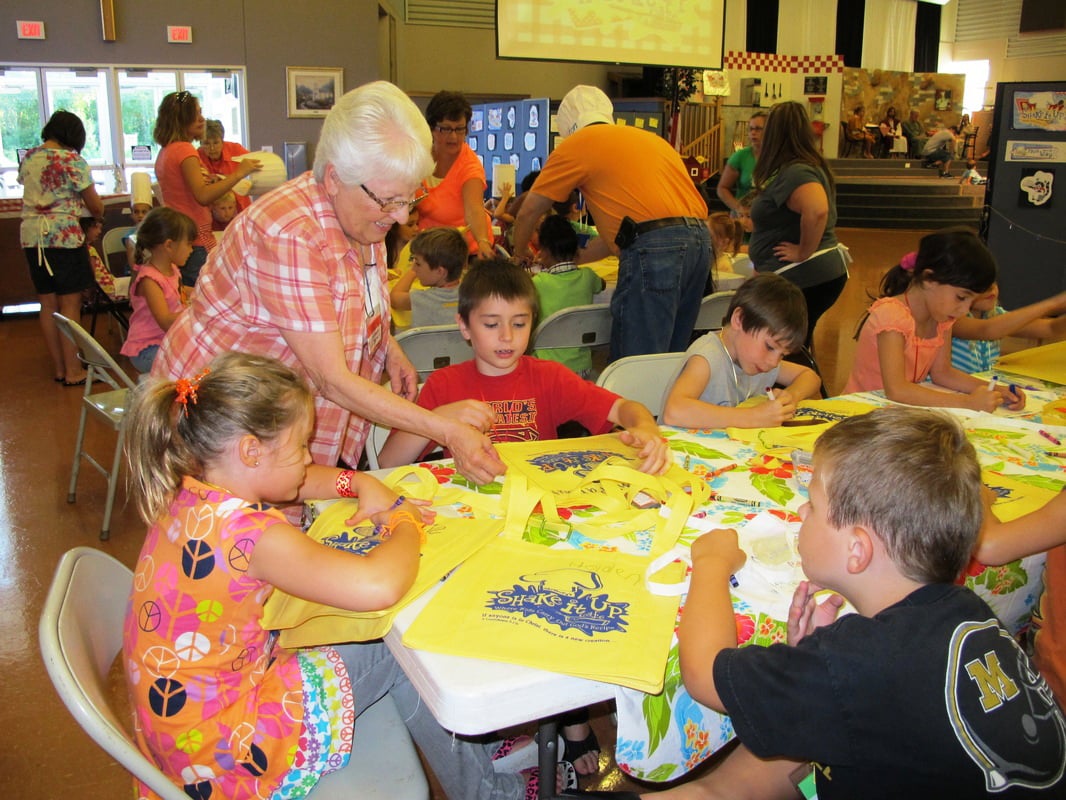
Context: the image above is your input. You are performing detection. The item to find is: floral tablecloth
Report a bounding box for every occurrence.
[310,389,1066,783]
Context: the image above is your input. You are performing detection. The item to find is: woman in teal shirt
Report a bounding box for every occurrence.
[716,111,766,214]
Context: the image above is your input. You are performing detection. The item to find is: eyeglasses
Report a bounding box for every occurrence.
[361,184,427,214]
[433,124,468,136]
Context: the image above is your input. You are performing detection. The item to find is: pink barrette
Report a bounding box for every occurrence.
[900,252,918,272]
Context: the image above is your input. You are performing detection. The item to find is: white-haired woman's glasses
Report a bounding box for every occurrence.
[360,184,427,213]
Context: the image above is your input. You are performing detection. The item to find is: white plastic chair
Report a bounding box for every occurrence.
[693,290,736,334]
[395,324,473,381]
[596,352,688,420]
[39,547,429,800]
[365,422,392,471]
[54,313,137,540]
[530,303,612,352]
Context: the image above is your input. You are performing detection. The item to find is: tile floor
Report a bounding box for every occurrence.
[0,228,931,798]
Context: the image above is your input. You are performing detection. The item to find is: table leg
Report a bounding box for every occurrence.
[538,716,644,799]
[538,718,560,799]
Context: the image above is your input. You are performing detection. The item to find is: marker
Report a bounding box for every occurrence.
[766,387,776,401]
[1040,430,1063,446]
[988,375,998,391]
[729,574,740,588]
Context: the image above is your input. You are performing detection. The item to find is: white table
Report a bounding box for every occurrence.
[385,586,621,798]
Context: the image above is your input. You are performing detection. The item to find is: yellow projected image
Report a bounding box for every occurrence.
[497,0,725,69]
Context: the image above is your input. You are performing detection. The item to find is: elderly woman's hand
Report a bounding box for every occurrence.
[445,422,506,485]
[386,339,419,401]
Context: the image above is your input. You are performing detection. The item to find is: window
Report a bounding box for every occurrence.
[0,66,247,198]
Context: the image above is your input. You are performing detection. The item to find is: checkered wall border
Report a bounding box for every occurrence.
[723,51,844,74]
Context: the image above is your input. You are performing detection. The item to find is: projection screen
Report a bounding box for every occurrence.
[496,0,726,69]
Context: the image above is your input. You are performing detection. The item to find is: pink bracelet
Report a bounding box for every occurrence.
[336,470,357,498]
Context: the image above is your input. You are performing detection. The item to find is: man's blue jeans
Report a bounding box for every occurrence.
[610,219,711,362]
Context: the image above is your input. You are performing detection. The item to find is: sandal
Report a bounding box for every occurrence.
[563,728,601,775]
[522,760,577,800]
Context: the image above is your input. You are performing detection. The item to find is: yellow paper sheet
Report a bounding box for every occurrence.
[984,471,1063,522]
[994,341,1066,386]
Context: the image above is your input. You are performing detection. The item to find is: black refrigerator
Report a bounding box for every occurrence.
[982,81,1066,307]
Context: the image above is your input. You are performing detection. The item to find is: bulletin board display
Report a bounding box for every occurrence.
[469,98,549,196]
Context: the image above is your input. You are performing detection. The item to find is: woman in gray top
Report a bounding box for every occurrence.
[749,102,849,349]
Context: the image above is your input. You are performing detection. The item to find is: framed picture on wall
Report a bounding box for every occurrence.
[286,67,344,118]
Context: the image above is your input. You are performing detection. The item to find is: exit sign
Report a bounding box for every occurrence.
[17,20,46,39]
[167,25,192,44]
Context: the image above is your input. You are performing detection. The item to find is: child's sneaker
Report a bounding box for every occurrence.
[521,760,577,800]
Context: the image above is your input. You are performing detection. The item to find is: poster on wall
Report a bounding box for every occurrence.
[1018,168,1054,208]
[1012,91,1066,131]
[1006,140,1066,162]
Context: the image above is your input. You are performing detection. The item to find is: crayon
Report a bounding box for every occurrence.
[1039,430,1063,446]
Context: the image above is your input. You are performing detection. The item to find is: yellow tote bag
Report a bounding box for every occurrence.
[402,538,681,693]
[727,398,880,451]
[494,435,709,555]
[262,498,503,647]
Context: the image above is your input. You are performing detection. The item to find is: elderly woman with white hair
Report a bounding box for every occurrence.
[155,81,505,488]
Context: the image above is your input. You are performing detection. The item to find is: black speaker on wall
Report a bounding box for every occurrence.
[1020,0,1066,33]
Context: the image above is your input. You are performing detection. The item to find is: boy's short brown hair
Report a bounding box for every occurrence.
[457,258,538,323]
[411,227,468,282]
[814,406,982,584]
[726,273,807,351]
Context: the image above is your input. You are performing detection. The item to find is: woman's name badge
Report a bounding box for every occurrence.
[365,311,384,356]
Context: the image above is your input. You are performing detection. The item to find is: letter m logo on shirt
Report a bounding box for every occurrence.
[964,653,1020,712]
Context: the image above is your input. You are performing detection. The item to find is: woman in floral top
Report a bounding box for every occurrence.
[19,110,104,384]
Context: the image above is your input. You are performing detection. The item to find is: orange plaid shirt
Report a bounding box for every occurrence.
[155,172,390,469]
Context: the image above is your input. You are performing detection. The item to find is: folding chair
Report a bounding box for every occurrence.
[87,243,130,339]
[53,313,137,540]
[394,324,473,381]
[530,304,612,352]
[839,121,860,158]
[596,352,687,420]
[39,547,428,800]
[365,422,392,471]
[100,227,130,276]
[693,290,736,334]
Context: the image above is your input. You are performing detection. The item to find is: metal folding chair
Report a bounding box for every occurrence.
[693,290,736,334]
[530,304,612,352]
[53,313,137,540]
[394,324,473,381]
[596,352,688,420]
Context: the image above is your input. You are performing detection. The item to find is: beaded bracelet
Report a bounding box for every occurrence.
[335,470,357,498]
[378,507,427,546]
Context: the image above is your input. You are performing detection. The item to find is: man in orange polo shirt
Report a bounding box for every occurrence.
[512,85,709,362]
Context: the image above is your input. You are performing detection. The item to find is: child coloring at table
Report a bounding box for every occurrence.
[389,226,467,327]
[379,257,668,476]
[653,406,1066,800]
[378,258,669,775]
[844,227,1026,412]
[531,213,605,376]
[122,351,546,800]
[706,211,746,294]
[119,207,195,373]
[661,273,823,429]
[950,281,1066,374]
